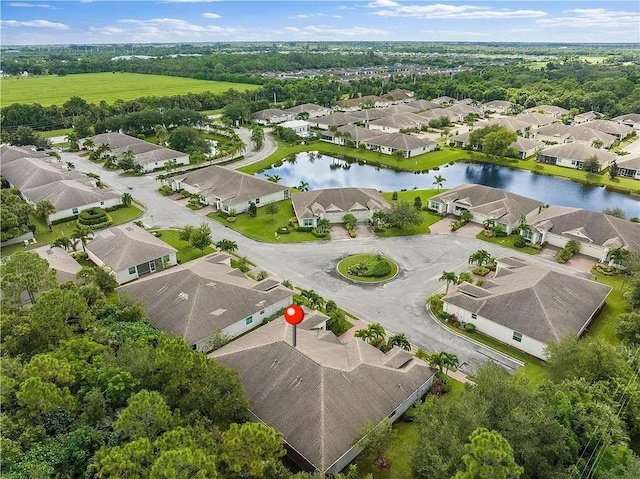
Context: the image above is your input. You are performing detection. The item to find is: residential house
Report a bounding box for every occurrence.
[284,103,331,119]
[292,187,391,227]
[515,112,557,131]
[378,104,420,115]
[484,117,532,136]
[483,100,513,114]
[312,113,360,130]
[428,184,543,234]
[167,165,290,214]
[349,108,391,124]
[613,113,640,131]
[444,103,484,123]
[366,132,437,158]
[36,247,82,283]
[537,143,617,172]
[420,108,460,124]
[252,108,291,125]
[334,95,390,112]
[86,226,178,284]
[410,99,439,112]
[573,111,603,124]
[526,206,640,261]
[534,124,616,148]
[278,120,311,138]
[523,105,569,119]
[449,133,542,159]
[213,316,435,473]
[582,119,633,140]
[367,112,427,133]
[119,253,293,351]
[615,153,640,180]
[442,256,611,359]
[0,145,48,164]
[320,125,381,146]
[91,132,146,150]
[385,88,415,103]
[132,147,190,172]
[431,96,456,106]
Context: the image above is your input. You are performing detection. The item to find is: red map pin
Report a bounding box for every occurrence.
[284,305,305,325]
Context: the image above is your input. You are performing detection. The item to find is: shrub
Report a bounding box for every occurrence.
[226,216,236,223]
[368,260,391,277]
[525,242,543,250]
[27,223,36,234]
[297,226,314,233]
[472,266,490,276]
[427,294,445,315]
[465,323,476,333]
[277,226,290,234]
[392,191,398,200]
[476,279,484,287]
[348,229,357,238]
[78,208,109,227]
[51,214,79,225]
[104,204,124,212]
[179,189,191,199]
[594,264,617,275]
[312,229,328,238]
[557,248,573,263]
[158,185,173,196]
[513,235,528,248]
[288,217,298,227]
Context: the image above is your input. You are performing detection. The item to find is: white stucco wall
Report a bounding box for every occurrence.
[48,197,122,222]
[142,155,189,173]
[225,190,289,214]
[542,232,607,261]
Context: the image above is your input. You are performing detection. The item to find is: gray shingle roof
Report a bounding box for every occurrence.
[86,226,177,271]
[443,257,611,343]
[539,143,617,164]
[1,157,83,190]
[292,188,391,220]
[410,99,439,112]
[524,105,569,116]
[536,124,616,144]
[284,103,326,114]
[484,100,513,109]
[175,166,288,204]
[515,112,557,127]
[582,119,634,138]
[253,108,289,120]
[0,145,48,164]
[485,117,532,132]
[36,247,82,283]
[22,180,121,212]
[213,318,434,472]
[92,133,146,149]
[118,254,293,344]
[430,184,543,225]
[314,113,360,127]
[616,153,640,171]
[367,132,436,151]
[349,108,391,122]
[530,206,640,252]
[511,137,545,153]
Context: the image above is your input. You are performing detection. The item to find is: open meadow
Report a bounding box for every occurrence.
[0,72,260,106]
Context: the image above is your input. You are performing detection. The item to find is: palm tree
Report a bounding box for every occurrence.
[298,181,309,192]
[83,137,95,151]
[433,174,446,191]
[316,218,331,234]
[468,249,492,267]
[52,236,73,251]
[266,174,281,183]
[439,271,458,294]
[250,125,264,150]
[300,289,325,310]
[121,193,133,207]
[443,352,459,374]
[607,247,628,267]
[428,352,447,375]
[35,199,56,231]
[482,218,496,231]
[459,210,473,223]
[155,125,169,146]
[355,323,387,348]
[215,239,238,253]
[518,215,529,235]
[71,225,94,252]
[386,333,411,351]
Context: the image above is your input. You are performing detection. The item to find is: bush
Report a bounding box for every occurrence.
[78,208,109,226]
[226,216,236,223]
[297,226,314,233]
[594,263,617,275]
[367,260,391,277]
[27,223,36,233]
[312,229,328,238]
[51,214,79,225]
[476,279,484,287]
[277,226,290,234]
[513,235,528,248]
[465,323,476,333]
[392,191,398,200]
[288,217,298,227]
[525,242,543,250]
[348,229,357,238]
[158,185,173,196]
[472,266,490,276]
[557,247,574,263]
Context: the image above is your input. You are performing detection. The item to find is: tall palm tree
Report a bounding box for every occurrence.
[301,289,325,310]
[35,200,56,230]
[386,333,411,351]
[121,193,133,207]
[468,249,492,267]
[83,138,95,151]
[155,125,169,146]
[443,352,459,374]
[433,174,446,191]
[439,271,458,294]
[52,236,73,251]
[250,125,264,150]
[355,323,387,348]
[298,181,309,192]
[71,225,94,252]
[428,352,447,375]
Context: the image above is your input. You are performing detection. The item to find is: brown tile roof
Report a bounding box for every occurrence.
[213,318,434,472]
[443,257,611,343]
[292,188,391,220]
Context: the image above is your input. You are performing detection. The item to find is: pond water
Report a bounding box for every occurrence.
[256,152,640,219]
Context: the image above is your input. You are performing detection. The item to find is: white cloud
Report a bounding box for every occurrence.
[8,3,52,7]
[536,8,640,28]
[1,19,68,29]
[338,5,355,10]
[202,12,221,19]
[288,14,327,19]
[161,0,222,3]
[334,15,343,19]
[371,3,547,19]
[424,30,489,37]
[367,0,400,7]
[111,17,241,42]
[284,24,388,38]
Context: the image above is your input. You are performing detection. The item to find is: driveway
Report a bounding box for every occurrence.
[62,150,594,374]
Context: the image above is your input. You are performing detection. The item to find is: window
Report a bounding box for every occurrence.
[245,316,253,325]
[471,313,477,319]
[163,255,170,263]
[513,331,523,342]
[128,266,136,275]
[260,310,265,315]
[100,201,104,205]
[255,198,260,204]
[72,208,79,215]
[284,190,290,199]
[303,219,314,227]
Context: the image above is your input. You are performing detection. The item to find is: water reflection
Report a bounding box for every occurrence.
[257,152,640,218]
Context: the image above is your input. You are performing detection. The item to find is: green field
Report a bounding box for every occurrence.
[0,72,260,107]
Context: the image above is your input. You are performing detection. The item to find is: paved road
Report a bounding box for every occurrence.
[229,126,277,170]
[61,150,591,374]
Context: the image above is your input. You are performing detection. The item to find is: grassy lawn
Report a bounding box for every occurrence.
[207,198,323,243]
[377,189,442,236]
[154,229,215,264]
[0,73,259,106]
[337,254,399,283]
[475,232,541,255]
[587,270,629,344]
[1,205,143,256]
[38,128,72,138]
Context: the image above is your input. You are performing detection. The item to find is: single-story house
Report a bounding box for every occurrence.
[366,132,437,158]
[167,165,290,214]
[377,104,420,115]
[132,147,190,172]
[367,112,427,133]
[91,132,145,150]
[385,88,415,103]
[442,256,611,360]
[483,100,513,114]
[515,112,557,131]
[349,108,391,124]
[445,103,484,123]
[613,113,640,131]
[213,316,435,473]
[523,105,569,119]
[0,145,48,165]
[86,226,178,284]
[573,111,603,124]
[334,95,390,112]
[410,99,439,112]
[534,124,616,149]
[582,119,633,140]
[292,187,391,227]
[484,117,532,136]
[431,96,456,106]
[278,120,311,138]
[284,103,331,119]
[525,206,640,261]
[615,153,640,180]
[252,108,291,125]
[420,108,460,124]
[537,143,617,172]
[428,183,543,234]
[450,132,543,159]
[36,247,82,284]
[119,253,293,351]
[312,113,360,130]
[320,125,381,146]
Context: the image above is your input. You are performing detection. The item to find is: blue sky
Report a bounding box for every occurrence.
[1,1,638,45]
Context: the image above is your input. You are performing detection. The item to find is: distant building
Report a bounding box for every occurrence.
[278,119,311,137]
[537,143,617,172]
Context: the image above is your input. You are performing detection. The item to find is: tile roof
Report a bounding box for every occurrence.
[213,318,434,472]
[292,188,391,220]
[444,257,611,343]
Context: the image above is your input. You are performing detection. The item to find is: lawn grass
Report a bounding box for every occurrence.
[378,189,442,236]
[475,232,541,255]
[587,270,629,344]
[0,73,259,106]
[337,254,399,283]
[1,205,143,256]
[207,198,323,243]
[155,229,215,264]
[38,128,73,138]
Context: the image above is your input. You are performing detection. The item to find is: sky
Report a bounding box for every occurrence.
[1,0,639,45]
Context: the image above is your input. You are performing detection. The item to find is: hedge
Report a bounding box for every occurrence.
[52,214,79,225]
[297,226,314,233]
